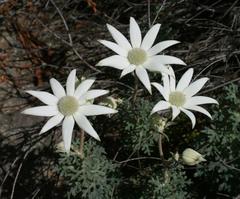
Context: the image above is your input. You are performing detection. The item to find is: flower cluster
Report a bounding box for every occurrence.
[22,17,218,153]
[98,17,218,128]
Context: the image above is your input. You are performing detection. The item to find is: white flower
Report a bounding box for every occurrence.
[151,67,218,128]
[182,148,206,166]
[97,17,186,93]
[22,69,117,152]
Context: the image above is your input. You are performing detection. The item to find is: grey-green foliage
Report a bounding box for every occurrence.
[55,140,119,199]
[195,84,240,195]
[144,165,191,199]
[118,98,160,155]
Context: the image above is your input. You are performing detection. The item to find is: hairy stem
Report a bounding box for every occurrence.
[158,128,169,184]
[79,130,85,159]
[132,74,138,103]
[158,133,164,160]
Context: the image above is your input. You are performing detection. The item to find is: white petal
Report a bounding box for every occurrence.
[150,55,186,65]
[176,68,194,91]
[84,89,109,100]
[162,73,170,96]
[26,90,58,105]
[172,106,180,120]
[62,116,75,153]
[107,24,132,50]
[78,105,117,116]
[74,113,100,141]
[144,61,171,75]
[167,66,176,92]
[22,106,58,116]
[120,64,136,78]
[40,114,64,134]
[141,24,161,50]
[50,78,66,98]
[180,108,196,128]
[66,69,76,96]
[74,79,95,98]
[98,40,127,56]
[184,77,209,97]
[135,66,151,94]
[185,105,212,119]
[97,55,130,70]
[148,40,180,56]
[151,101,170,115]
[129,17,142,48]
[185,96,218,107]
[151,82,168,101]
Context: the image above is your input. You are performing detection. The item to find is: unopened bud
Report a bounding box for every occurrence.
[56,141,67,153]
[182,148,206,166]
[99,96,121,109]
[174,151,180,161]
[75,76,86,87]
[152,115,167,132]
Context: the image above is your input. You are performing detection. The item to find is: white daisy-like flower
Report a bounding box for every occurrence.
[151,67,218,128]
[22,69,117,152]
[97,17,186,94]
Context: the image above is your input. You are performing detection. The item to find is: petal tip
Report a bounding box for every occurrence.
[106,24,113,30]
[96,61,102,66]
[72,69,77,74]
[191,123,196,129]
[95,135,101,141]
[49,78,56,83]
[113,109,118,114]
[150,110,155,115]
[182,61,187,66]
[21,110,27,114]
[25,90,32,95]
[148,89,152,95]
[130,16,135,21]
[39,129,47,135]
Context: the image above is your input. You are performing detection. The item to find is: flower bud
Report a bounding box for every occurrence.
[75,76,86,87]
[56,141,67,153]
[151,115,167,132]
[182,148,206,166]
[99,96,121,109]
[174,151,180,161]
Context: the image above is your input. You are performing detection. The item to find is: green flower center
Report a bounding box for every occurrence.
[169,91,186,107]
[127,48,147,65]
[58,96,79,116]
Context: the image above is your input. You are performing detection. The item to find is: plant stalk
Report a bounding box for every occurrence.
[158,133,164,160]
[132,74,139,103]
[79,129,85,159]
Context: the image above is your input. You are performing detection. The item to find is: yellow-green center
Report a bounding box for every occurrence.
[127,48,147,65]
[169,91,186,107]
[58,96,79,116]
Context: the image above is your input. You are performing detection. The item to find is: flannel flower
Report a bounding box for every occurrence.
[97,17,186,93]
[151,67,218,128]
[22,69,117,152]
